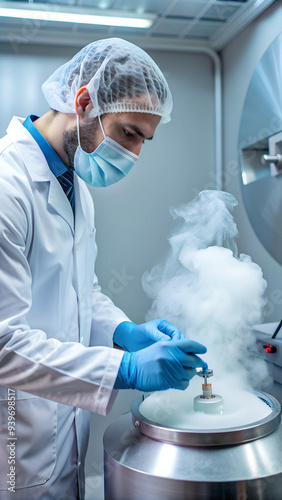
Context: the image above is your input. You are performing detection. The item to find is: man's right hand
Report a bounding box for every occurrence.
[114,339,207,391]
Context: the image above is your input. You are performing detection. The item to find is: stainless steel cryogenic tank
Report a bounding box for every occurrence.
[104,392,282,500]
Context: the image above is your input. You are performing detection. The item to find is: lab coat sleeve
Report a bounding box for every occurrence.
[0,182,124,416]
[79,176,131,349]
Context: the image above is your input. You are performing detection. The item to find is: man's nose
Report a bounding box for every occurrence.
[131,141,142,157]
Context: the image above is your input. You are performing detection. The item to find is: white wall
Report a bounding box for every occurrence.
[222,1,282,324]
[0,40,215,495]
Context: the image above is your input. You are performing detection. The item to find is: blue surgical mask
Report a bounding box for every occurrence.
[74,115,138,187]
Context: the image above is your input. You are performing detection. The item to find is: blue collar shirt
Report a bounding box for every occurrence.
[22,115,75,211]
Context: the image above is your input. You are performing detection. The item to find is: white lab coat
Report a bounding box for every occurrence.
[0,117,129,499]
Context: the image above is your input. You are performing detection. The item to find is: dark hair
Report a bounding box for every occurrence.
[97,55,168,106]
[69,48,167,108]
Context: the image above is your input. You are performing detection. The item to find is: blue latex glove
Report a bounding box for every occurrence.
[113,319,185,352]
[114,339,207,391]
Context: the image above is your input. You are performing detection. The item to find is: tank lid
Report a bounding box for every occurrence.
[131,392,281,447]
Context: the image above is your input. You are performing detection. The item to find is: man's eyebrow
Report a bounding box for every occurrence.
[126,124,154,140]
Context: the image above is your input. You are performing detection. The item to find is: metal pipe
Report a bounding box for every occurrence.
[261,154,282,170]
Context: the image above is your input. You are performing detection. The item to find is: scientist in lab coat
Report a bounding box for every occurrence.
[0,38,207,500]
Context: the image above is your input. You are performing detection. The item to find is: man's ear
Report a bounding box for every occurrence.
[75,86,93,116]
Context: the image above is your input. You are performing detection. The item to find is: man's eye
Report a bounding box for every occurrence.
[123,129,134,138]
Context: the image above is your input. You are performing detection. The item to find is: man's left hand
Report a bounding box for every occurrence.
[113,319,185,352]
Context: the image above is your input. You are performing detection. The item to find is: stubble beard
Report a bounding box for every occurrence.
[63,117,99,169]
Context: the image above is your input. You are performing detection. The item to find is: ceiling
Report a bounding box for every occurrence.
[0,0,277,51]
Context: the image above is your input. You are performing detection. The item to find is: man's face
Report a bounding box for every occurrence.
[98,112,161,156]
[63,112,161,168]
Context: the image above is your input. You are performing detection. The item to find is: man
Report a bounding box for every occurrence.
[0,38,207,499]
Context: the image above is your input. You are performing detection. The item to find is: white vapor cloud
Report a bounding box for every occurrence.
[142,190,270,391]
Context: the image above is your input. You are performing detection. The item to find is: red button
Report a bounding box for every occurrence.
[263,344,276,353]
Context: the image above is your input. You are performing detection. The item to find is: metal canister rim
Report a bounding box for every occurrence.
[131,391,281,447]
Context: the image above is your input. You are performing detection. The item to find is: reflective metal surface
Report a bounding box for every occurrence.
[104,393,282,499]
[131,392,280,446]
[238,32,282,265]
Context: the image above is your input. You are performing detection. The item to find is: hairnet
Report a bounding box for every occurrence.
[42,38,173,124]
